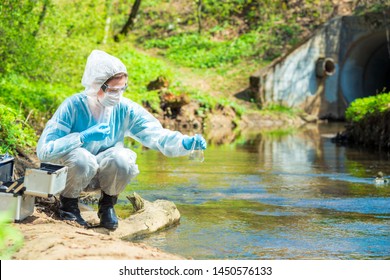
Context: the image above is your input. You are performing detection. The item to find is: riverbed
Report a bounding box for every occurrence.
[122,123,390,260]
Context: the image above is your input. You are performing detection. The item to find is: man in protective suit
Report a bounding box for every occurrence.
[37,50,206,230]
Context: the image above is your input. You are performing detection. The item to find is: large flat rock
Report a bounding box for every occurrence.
[82,199,181,239]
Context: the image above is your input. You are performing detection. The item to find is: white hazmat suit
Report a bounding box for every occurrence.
[37,50,190,199]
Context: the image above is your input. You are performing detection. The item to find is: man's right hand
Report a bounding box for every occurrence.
[80,123,110,143]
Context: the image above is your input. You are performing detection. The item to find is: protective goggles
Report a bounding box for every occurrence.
[101,83,128,95]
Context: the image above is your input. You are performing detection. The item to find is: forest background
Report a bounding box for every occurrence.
[0,0,385,155]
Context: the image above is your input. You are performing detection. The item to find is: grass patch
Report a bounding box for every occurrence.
[143,32,267,68]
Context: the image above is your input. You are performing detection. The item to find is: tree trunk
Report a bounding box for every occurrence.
[197,0,202,34]
[114,0,142,41]
[33,0,49,37]
[103,0,113,44]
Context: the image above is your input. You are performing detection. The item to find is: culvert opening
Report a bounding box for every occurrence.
[340,31,390,104]
[316,57,336,77]
[325,60,335,75]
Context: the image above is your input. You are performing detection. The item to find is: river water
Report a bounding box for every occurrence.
[123,123,390,260]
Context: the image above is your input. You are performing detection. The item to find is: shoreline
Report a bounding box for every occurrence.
[11,209,185,260]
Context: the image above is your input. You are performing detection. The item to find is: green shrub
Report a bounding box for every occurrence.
[142,30,291,68]
[0,212,24,259]
[0,0,41,76]
[0,104,37,154]
[346,92,390,122]
[0,76,71,118]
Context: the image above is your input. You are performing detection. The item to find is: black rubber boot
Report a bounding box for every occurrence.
[59,195,88,227]
[98,191,118,230]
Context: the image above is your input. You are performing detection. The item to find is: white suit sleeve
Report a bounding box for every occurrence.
[128,104,189,157]
[36,100,83,162]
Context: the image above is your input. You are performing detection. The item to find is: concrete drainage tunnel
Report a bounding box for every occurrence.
[250,14,390,120]
[341,31,390,104]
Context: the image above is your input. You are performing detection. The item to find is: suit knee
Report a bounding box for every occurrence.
[99,148,139,179]
[65,149,98,179]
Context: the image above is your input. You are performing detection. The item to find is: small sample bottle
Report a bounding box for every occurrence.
[189,134,204,163]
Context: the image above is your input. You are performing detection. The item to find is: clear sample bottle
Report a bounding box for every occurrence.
[189,134,204,163]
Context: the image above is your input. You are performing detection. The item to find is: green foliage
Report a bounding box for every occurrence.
[345,92,390,122]
[200,0,306,34]
[0,0,317,154]
[135,0,338,68]
[262,103,300,116]
[354,0,390,15]
[187,87,243,117]
[0,104,37,154]
[0,75,71,118]
[110,43,174,107]
[0,75,74,154]
[111,42,247,115]
[0,0,42,76]
[142,20,301,68]
[33,0,107,84]
[144,32,268,68]
[0,212,24,259]
[0,0,108,83]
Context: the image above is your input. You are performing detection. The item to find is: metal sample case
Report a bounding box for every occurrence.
[0,180,35,222]
[24,163,68,198]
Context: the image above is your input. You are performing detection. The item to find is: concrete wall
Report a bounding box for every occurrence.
[250,12,389,119]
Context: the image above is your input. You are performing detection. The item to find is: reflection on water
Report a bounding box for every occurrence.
[123,123,390,259]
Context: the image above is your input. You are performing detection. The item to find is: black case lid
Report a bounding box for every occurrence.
[39,162,65,174]
[0,155,14,165]
[0,155,14,183]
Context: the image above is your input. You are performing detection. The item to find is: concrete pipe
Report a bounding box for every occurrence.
[315,57,336,77]
[340,31,390,104]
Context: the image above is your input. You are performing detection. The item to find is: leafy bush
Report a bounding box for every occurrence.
[345,92,390,122]
[33,0,107,84]
[0,104,37,154]
[0,75,74,156]
[143,26,300,68]
[0,75,71,119]
[0,0,42,76]
[0,212,24,259]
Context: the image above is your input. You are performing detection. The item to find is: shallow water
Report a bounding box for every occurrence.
[122,123,390,260]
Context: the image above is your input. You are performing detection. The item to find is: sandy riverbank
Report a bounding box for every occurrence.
[12,210,185,260]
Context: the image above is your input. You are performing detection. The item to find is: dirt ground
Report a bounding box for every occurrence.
[12,210,184,260]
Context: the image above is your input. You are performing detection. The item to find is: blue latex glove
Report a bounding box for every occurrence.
[80,123,110,143]
[182,134,207,150]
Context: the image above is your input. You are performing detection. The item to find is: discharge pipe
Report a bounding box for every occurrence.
[315,57,336,78]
